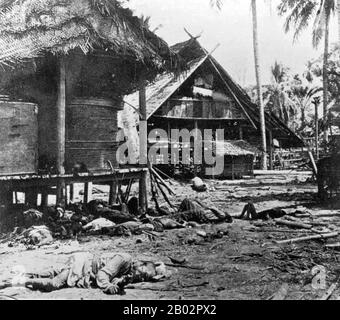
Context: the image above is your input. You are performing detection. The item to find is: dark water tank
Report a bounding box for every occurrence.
[66,98,123,173]
[0,100,38,175]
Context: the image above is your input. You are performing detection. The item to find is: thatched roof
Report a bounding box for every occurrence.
[121,37,305,149]
[122,56,208,120]
[215,140,259,157]
[0,0,178,69]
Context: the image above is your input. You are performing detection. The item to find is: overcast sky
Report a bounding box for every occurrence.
[128,0,338,86]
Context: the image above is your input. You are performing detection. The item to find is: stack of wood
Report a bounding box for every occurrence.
[149,165,176,210]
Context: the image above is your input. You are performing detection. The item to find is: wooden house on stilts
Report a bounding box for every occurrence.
[121,36,304,178]
[0,0,180,218]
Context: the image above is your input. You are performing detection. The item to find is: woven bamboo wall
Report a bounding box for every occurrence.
[0,101,38,175]
[221,155,254,179]
[65,98,122,172]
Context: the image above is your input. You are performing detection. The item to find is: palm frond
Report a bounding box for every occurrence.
[210,0,223,10]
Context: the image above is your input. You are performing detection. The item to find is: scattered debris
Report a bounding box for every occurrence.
[320,279,339,300]
[275,232,339,245]
[191,177,207,192]
[269,283,289,300]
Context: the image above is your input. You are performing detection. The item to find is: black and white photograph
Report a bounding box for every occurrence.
[0,0,339,304]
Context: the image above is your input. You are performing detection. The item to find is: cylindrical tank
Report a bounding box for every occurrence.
[65,97,123,173]
[0,100,38,175]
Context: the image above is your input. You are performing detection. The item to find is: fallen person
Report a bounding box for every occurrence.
[140,213,185,231]
[23,225,53,246]
[86,200,137,224]
[83,218,116,233]
[238,202,286,220]
[6,252,168,295]
[176,199,233,224]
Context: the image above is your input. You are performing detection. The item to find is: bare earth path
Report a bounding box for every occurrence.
[1,172,340,300]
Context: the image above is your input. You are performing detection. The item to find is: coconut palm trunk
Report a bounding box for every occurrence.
[323,12,330,143]
[251,0,267,170]
[338,0,340,41]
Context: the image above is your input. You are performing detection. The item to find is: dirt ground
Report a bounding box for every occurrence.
[1,171,340,300]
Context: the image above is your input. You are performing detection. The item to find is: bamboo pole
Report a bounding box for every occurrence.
[275,219,313,230]
[275,232,338,245]
[150,166,175,195]
[153,166,174,183]
[150,169,174,209]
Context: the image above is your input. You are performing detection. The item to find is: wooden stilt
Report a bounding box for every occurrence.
[139,172,148,212]
[124,179,133,203]
[56,180,66,206]
[69,184,74,203]
[109,180,118,206]
[84,182,93,204]
[26,188,37,207]
[64,184,69,206]
[139,81,148,212]
[56,56,67,205]
[41,189,48,209]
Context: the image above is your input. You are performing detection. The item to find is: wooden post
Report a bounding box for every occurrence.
[109,180,118,206]
[56,56,66,205]
[69,184,74,203]
[0,186,12,221]
[239,126,243,140]
[84,182,93,204]
[41,189,48,209]
[139,81,148,212]
[315,100,320,160]
[26,188,37,207]
[268,130,273,170]
[231,156,235,180]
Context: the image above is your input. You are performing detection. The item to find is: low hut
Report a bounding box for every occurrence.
[121,36,304,177]
[214,140,258,179]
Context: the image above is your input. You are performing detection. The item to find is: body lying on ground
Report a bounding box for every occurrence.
[4,252,167,295]
[86,200,137,224]
[175,199,233,224]
[238,202,286,220]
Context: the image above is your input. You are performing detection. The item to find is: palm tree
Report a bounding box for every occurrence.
[263,62,296,127]
[338,0,340,41]
[278,0,336,144]
[211,0,268,170]
[291,84,322,134]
